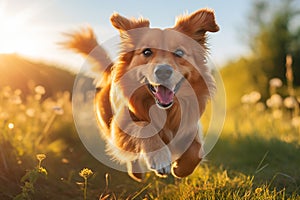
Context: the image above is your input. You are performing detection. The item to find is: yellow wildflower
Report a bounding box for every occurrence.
[79,168,93,179]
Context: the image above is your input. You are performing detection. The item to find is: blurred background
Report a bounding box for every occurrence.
[0,0,300,199]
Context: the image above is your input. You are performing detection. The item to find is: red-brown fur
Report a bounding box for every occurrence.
[63,8,219,181]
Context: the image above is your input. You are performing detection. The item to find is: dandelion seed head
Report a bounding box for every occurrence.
[283,97,297,109]
[241,94,251,104]
[266,94,282,108]
[26,108,35,117]
[249,91,261,104]
[269,78,282,88]
[34,85,46,95]
[14,89,22,96]
[241,91,261,104]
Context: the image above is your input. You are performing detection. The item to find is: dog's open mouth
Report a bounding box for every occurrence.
[148,84,174,109]
[147,79,184,109]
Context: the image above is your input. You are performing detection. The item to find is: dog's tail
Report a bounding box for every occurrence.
[59,26,113,73]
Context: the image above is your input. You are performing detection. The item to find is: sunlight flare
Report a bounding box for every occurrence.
[0,1,50,55]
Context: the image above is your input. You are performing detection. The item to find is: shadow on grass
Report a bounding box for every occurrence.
[207,133,300,193]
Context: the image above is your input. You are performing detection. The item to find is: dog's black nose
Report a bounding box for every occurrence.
[154,65,173,81]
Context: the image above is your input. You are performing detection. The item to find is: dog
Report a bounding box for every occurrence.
[63,8,219,181]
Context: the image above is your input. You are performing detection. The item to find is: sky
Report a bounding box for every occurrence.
[0,0,257,70]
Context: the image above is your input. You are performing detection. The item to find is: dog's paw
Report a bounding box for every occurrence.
[144,146,172,177]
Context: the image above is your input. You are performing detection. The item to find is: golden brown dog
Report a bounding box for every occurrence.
[64,8,219,181]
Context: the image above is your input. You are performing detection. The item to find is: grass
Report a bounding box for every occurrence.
[144,165,297,200]
[0,75,300,199]
[14,154,48,200]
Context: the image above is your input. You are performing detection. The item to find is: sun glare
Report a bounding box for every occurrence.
[0,16,23,54]
[0,1,46,55]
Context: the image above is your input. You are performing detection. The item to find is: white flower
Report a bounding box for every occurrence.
[249,91,261,104]
[241,91,261,104]
[241,94,251,104]
[14,89,22,96]
[35,85,46,95]
[269,78,282,88]
[283,97,297,109]
[266,94,282,108]
[26,108,35,117]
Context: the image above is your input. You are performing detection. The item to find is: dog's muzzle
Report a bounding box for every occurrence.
[154,64,173,81]
[147,65,184,109]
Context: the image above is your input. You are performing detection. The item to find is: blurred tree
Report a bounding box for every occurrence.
[221,0,300,108]
[247,0,300,85]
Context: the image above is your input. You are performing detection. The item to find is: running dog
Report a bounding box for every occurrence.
[63,8,219,181]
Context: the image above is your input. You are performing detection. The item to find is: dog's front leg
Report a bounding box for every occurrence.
[120,121,172,177]
[141,135,172,177]
[112,121,172,177]
[111,108,172,177]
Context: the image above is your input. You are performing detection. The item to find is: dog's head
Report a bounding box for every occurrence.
[111,9,219,110]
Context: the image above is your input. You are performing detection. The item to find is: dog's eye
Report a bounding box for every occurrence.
[142,48,152,57]
[174,49,185,57]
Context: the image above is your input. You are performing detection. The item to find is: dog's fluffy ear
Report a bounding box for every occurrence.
[110,13,150,31]
[174,8,219,45]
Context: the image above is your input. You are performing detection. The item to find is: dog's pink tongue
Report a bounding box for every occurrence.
[155,85,174,105]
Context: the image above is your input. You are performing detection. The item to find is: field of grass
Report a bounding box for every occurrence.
[0,56,300,199]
